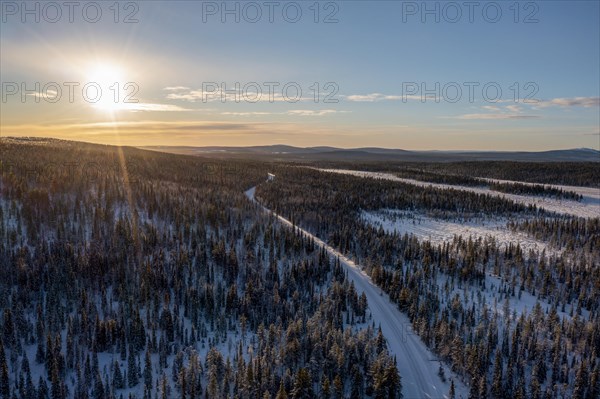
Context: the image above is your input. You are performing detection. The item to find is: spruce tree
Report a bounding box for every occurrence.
[448,379,455,399]
[112,360,124,390]
[0,338,8,399]
[572,359,587,399]
[291,368,313,399]
[127,346,138,388]
[275,380,288,399]
[491,352,503,399]
[321,377,330,399]
[143,351,152,390]
[93,372,104,399]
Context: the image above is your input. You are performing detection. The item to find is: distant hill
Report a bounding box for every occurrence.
[141,144,600,162]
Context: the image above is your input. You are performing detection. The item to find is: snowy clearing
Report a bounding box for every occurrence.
[361,209,556,257]
[246,186,469,399]
[361,209,582,322]
[315,169,600,219]
[478,177,600,204]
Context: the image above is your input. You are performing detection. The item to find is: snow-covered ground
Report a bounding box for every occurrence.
[315,169,600,218]
[361,209,584,322]
[478,177,600,203]
[361,209,556,257]
[246,186,469,399]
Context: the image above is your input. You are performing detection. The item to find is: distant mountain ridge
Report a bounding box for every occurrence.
[141,144,600,162]
[2,137,597,162]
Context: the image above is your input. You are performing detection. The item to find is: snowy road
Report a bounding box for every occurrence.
[245,186,468,399]
[316,169,600,219]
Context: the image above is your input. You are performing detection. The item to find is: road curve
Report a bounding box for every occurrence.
[245,186,468,399]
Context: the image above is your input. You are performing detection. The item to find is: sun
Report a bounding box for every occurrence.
[86,62,127,112]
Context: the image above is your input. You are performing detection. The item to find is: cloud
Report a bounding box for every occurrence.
[221,110,348,117]
[26,90,59,100]
[163,86,190,91]
[344,94,600,110]
[0,120,361,147]
[454,97,599,119]
[344,93,405,102]
[286,109,345,116]
[117,103,192,112]
[165,86,309,103]
[535,97,600,108]
[1,121,265,138]
[451,104,536,120]
[454,113,539,120]
[166,90,206,102]
[221,112,275,116]
[482,105,502,112]
[505,104,522,113]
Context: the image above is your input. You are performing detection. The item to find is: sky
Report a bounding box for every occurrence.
[1,0,599,150]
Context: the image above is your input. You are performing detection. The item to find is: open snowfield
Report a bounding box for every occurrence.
[246,186,469,399]
[478,177,600,203]
[361,210,556,257]
[361,210,584,322]
[316,169,600,218]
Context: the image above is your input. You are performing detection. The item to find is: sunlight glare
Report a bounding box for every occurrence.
[86,62,127,112]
